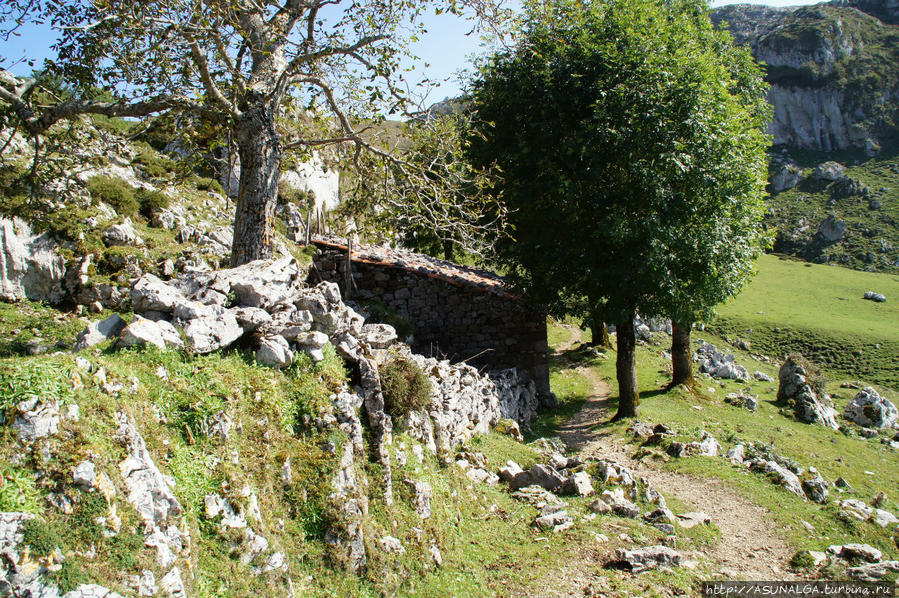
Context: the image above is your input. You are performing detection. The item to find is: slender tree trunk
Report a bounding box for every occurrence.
[588,307,612,348]
[670,321,694,387]
[443,239,454,261]
[230,101,281,266]
[614,314,639,419]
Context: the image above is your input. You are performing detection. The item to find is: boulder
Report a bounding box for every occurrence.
[777,357,839,429]
[72,460,97,489]
[178,304,243,354]
[208,257,304,309]
[11,398,60,442]
[695,342,749,381]
[864,291,887,303]
[847,561,899,582]
[751,460,806,499]
[815,215,847,244]
[131,274,188,314]
[771,163,803,192]
[726,444,746,465]
[256,335,294,369]
[118,316,184,350]
[812,161,846,182]
[802,475,829,504]
[103,218,143,247]
[698,431,721,456]
[73,313,127,351]
[843,387,898,429]
[232,307,272,332]
[527,464,566,492]
[615,546,682,572]
[358,323,398,349]
[602,489,640,518]
[535,510,572,532]
[0,216,66,304]
[676,512,711,529]
[560,471,594,496]
[827,543,882,563]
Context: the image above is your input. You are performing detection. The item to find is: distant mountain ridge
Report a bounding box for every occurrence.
[711,0,899,154]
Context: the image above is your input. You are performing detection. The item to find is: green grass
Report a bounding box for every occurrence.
[768,148,899,275]
[711,253,899,388]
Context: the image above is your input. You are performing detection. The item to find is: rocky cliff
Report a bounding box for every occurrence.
[712,1,899,154]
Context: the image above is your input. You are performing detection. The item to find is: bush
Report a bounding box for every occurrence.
[136,188,170,218]
[278,181,313,207]
[86,175,138,217]
[380,357,432,418]
[131,144,177,179]
[194,176,225,196]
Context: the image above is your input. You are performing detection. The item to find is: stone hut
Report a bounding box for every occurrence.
[309,238,553,405]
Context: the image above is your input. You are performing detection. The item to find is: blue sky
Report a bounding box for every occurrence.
[1,0,825,106]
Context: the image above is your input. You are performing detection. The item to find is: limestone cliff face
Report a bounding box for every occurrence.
[712,2,899,153]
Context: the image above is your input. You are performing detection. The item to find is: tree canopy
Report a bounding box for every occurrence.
[467,0,772,417]
[0,0,509,264]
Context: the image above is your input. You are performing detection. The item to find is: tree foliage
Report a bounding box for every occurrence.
[0,0,510,263]
[467,0,772,416]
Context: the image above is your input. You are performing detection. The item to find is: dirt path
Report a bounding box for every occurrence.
[549,326,798,589]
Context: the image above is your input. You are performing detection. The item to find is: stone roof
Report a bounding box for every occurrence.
[310,237,518,300]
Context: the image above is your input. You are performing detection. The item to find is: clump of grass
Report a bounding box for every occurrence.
[86,175,138,217]
[136,188,170,218]
[778,353,828,399]
[380,357,432,418]
[131,143,177,179]
[0,465,42,513]
[193,176,225,195]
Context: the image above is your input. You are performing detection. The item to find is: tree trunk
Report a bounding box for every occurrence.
[230,101,282,266]
[588,307,612,348]
[443,239,454,261]
[614,314,639,419]
[670,321,693,387]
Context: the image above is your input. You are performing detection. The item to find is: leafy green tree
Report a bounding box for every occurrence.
[0,0,508,265]
[467,0,771,418]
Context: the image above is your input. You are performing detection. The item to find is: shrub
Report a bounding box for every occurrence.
[136,188,170,218]
[86,175,138,217]
[131,144,177,179]
[380,357,432,418]
[278,181,313,207]
[0,465,42,513]
[194,176,225,196]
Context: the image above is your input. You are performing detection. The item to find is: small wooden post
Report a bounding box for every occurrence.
[345,238,353,299]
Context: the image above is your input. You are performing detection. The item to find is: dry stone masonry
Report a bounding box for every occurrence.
[309,239,553,406]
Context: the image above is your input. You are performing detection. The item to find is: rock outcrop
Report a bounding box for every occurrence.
[0,217,66,304]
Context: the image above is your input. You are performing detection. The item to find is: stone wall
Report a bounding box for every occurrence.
[310,240,552,403]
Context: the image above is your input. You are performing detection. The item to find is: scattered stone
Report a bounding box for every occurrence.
[843,387,898,429]
[404,479,432,519]
[863,291,887,303]
[751,460,806,499]
[11,397,60,442]
[628,421,654,439]
[72,460,97,489]
[358,323,397,349]
[644,507,676,525]
[588,499,612,515]
[812,161,845,182]
[380,536,406,555]
[73,313,127,351]
[429,542,443,567]
[724,392,758,412]
[726,444,746,465]
[103,218,143,247]
[802,475,829,504]
[535,510,573,532]
[754,371,774,382]
[256,334,294,369]
[794,550,829,569]
[615,545,682,572]
[695,342,749,381]
[835,477,853,490]
[118,315,184,350]
[847,561,899,582]
[677,512,711,529]
[602,489,640,518]
[698,431,721,456]
[827,543,882,563]
[560,471,594,496]
[526,464,566,492]
[466,467,500,485]
[873,508,899,528]
[494,418,524,442]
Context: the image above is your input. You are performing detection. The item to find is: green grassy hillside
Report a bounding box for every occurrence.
[710,254,899,389]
